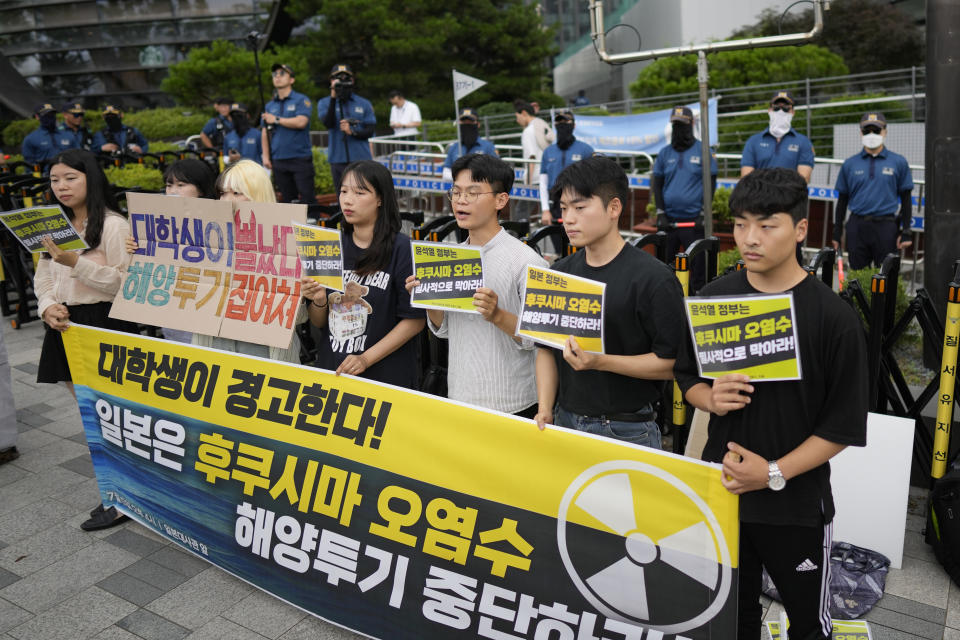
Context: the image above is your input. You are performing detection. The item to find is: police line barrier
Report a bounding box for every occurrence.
[64,323,740,639]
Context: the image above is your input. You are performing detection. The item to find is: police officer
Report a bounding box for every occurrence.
[261,63,315,203]
[200,97,233,150]
[832,112,914,270]
[22,103,76,167]
[539,110,593,226]
[223,103,262,165]
[741,90,814,182]
[59,102,95,151]
[317,63,376,193]
[93,105,148,155]
[441,108,497,181]
[653,106,717,291]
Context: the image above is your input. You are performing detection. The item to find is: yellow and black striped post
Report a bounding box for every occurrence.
[933,281,960,478]
[673,252,690,432]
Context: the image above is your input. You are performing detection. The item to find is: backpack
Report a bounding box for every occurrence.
[926,463,960,587]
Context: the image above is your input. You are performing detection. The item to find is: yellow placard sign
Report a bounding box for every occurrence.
[0,205,88,253]
[294,222,344,292]
[517,265,605,353]
[410,240,483,313]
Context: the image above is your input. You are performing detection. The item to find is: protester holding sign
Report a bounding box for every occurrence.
[34,149,139,531]
[303,161,425,388]
[190,160,308,363]
[407,153,547,416]
[534,156,684,449]
[675,168,868,640]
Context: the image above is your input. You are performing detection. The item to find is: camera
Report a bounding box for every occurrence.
[332,77,355,99]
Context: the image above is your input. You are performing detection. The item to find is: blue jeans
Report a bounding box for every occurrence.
[554,405,662,450]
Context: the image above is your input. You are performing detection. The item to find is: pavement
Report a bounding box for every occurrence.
[0,318,957,640]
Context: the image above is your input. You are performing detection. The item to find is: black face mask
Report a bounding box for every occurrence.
[459,123,479,149]
[104,114,122,132]
[39,112,58,132]
[671,121,696,152]
[232,112,249,136]
[555,123,575,150]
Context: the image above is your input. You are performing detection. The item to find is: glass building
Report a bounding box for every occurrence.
[0,0,277,114]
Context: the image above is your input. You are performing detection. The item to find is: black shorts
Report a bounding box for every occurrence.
[38,301,139,383]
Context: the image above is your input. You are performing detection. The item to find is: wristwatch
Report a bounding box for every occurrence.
[767,461,786,491]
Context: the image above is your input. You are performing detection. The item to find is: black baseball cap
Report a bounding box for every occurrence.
[860,111,887,130]
[770,90,795,107]
[62,102,85,114]
[229,102,248,114]
[554,110,575,123]
[458,108,479,123]
[670,106,694,124]
[271,63,295,77]
[35,103,55,116]
[329,63,354,78]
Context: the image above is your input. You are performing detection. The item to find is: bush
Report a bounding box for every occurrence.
[717,247,742,274]
[422,120,457,143]
[104,164,164,192]
[3,119,39,148]
[312,147,334,195]
[844,265,910,322]
[123,108,208,141]
[712,185,733,225]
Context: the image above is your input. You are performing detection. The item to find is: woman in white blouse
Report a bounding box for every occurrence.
[35,148,138,531]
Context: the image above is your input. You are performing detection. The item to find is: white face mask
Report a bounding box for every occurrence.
[862,133,884,149]
[768,110,793,137]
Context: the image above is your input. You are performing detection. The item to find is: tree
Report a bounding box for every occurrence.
[160,41,319,116]
[629,45,849,100]
[282,0,557,121]
[730,0,924,73]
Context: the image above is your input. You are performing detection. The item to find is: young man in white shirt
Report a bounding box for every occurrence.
[388,90,422,138]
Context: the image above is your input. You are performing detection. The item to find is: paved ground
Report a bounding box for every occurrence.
[0,318,957,639]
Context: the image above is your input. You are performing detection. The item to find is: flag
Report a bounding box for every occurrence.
[453,69,487,101]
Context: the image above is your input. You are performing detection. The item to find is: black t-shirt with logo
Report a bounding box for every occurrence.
[675,270,868,526]
[315,232,424,389]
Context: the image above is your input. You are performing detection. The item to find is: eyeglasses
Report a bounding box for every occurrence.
[446,189,495,203]
[271,70,288,77]
[771,105,792,112]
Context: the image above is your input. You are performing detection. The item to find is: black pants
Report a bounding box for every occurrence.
[273,156,315,204]
[846,215,898,270]
[738,520,832,640]
[665,221,706,294]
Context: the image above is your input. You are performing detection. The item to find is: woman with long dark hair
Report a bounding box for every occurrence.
[35,148,138,530]
[163,158,217,199]
[302,160,425,388]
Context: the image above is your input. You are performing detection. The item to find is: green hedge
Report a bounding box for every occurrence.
[312,148,334,195]
[104,164,164,192]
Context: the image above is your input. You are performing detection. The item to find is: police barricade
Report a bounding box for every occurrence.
[63,322,740,639]
[803,246,836,289]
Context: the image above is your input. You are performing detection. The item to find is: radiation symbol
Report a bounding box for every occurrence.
[557,460,732,635]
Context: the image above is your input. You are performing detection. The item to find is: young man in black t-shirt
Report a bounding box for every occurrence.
[534,156,685,448]
[675,168,868,640]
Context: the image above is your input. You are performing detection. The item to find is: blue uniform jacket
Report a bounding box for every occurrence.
[263,90,313,160]
[540,140,594,189]
[652,141,718,218]
[443,139,497,169]
[22,127,77,165]
[741,128,814,171]
[93,126,149,153]
[836,148,913,216]
[316,94,376,164]
[223,128,263,164]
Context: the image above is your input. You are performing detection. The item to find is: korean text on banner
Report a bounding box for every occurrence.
[684,293,801,381]
[111,193,307,349]
[410,240,483,313]
[573,99,718,153]
[64,323,740,640]
[517,265,605,353]
[767,619,871,640]
[294,222,344,292]
[0,205,88,253]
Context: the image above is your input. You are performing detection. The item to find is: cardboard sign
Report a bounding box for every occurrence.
[684,294,801,380]
[65,322,741,640]
[294,222,344,292]
[0,205,88,253]
[517,265,605,353]
[767,619,870,640]
[410,240,483,313]
[111,193,307,349]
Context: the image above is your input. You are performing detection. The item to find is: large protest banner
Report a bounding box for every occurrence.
[64,324,739,639]
[112,193,307,349]
[573,99,718,153]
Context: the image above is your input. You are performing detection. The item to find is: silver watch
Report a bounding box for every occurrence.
[767,461,786,491]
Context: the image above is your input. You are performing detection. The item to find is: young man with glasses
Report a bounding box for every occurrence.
[741,91,814,183]
[831,111,914,269]
[261,63,315,203]
[406,153,547,416]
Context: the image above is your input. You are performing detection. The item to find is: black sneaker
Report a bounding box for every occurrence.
[0,446,19,465]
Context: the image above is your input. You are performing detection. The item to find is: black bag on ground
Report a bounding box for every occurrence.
[926,463,960,588]
[761,541,890,619]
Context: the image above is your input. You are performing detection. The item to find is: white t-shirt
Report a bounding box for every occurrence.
[389,100,421,136]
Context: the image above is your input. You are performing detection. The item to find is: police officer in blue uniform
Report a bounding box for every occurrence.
[741,91,814,182]
[93,105,148,155]
[317,63,377,193]
[539,110,593,225]
[262,63,315,203]
[222,103,262,165]
[653,106,718,291]
[22,103,77,167]
[59,102,95,151]
[832,111,914,270]
[441,108,497,180]
[200,97,233,151]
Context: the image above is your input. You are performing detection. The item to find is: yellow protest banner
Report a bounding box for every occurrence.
[293,222,344,292]
[410,240,483,313]
[684,293,801,380]
[64,323,739,639]
[0,205,88,253]
[517,265,605,353]
[767,619,871,640]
